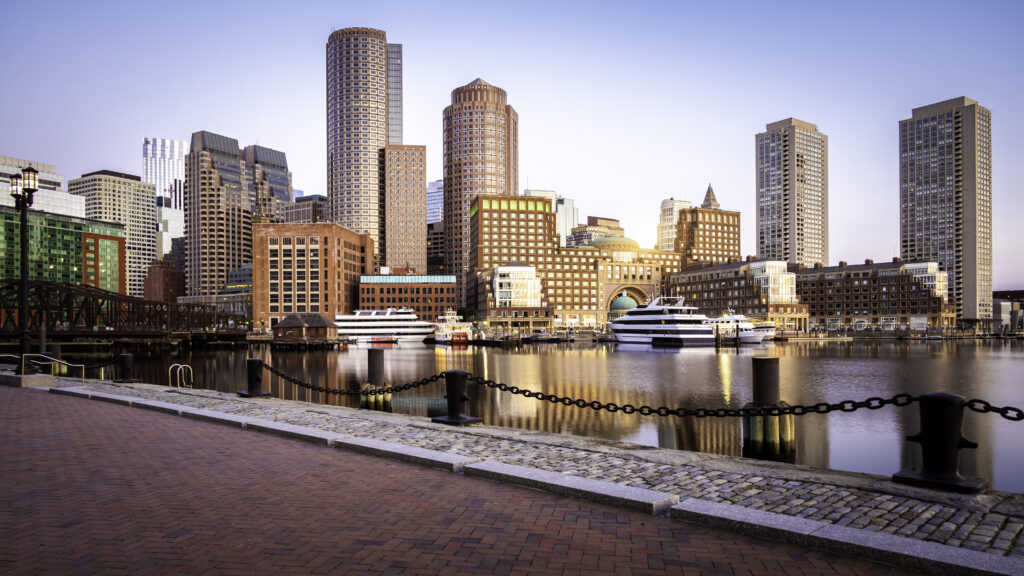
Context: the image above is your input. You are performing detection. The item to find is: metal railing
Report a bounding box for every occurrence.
[168,364,194,388]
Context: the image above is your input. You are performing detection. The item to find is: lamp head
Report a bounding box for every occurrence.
[20,166,39,192]
[9,173,23,199]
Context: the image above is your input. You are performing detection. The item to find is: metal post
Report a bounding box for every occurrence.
[893,393,987,493]
[238,357,270,398]
[752,357,780,406]
[743,357,794,463]
[114,353,134,383]
[367,348,384,388]
[432,370,481,426]
[18,198,30,374]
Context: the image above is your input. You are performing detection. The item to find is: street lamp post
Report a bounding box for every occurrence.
[9,167,38,374]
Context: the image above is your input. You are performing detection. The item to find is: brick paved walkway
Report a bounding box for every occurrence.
[0,386,915,575]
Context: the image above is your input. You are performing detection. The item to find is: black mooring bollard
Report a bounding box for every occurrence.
[114,353,135,383]
[893,392,987,493]
[238,357,271,398]
[743,357,795,463]
[431,370,481,426]
[367,348,384,388]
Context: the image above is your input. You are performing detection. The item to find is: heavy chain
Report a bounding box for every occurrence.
[262,362,445,396]
[463,373,916,418]
[965,399,1024,421]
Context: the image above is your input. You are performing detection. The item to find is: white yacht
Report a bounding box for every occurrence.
[753,322,777,341]
[433,309,473,345]
[334,308,434,344]
[705,310,766,344]
[608,296,714,346]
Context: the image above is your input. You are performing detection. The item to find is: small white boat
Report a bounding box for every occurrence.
[433,309,473,345]
[608,296,714,346]
[335,308,434,344]
[705,310,766,344]
[753,322,777,341]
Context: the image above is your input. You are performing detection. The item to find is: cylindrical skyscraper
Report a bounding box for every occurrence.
[326,27,389,263]
[443,79,518,304]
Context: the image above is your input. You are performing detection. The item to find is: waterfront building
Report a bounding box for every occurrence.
[384,145,427,272]
[472,264,554,333]
[142,138,188,257]
[1,156,83,217]
[756,118,828,267]
[657,197,692,252]
[143,260,185,304]
[675,185,741,265]
[185,131,291,297]
[251,221,373,328]
[567,216,625,247]
[426,180,443,224]
[443,78,519,304]
[283,194,328,223]
[794,258,955,331]
[666,259,808,331]
[0,205,125,293]
[468,195,681,327]
[900,97,992,325]
[358,274,456,323]
[525,189,579,247]
[68,170,156,297]
[427,221,445,275]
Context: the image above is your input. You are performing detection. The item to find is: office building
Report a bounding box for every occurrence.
[358,274,456,322]
[657,197,692,252]
[0,206,125,293]
[387,43,403,145]
[284,194,328,223]
[68,170,156,297]
[567,216,624,247]
[427,179,443,224]
[468,196,680,327]
[756,118,828,267]
[795,258,955,331]
[525,189,578,247]
[184,131,291,297]
[675,185,741,265]
[384,144,427,272]
[900,97,992,324]
[443,78,519,304]
[1,156,83,217]
[142,138,188,257]
[251,222,373,328]
[143,260,186,304]
[427,221,445,275]
[668,259,808,331]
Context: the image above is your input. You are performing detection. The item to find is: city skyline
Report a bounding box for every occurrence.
[2,1,1022,288]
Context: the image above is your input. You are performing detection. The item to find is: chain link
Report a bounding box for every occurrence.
[262,362,445,396]
[257,363,1022,422]
[463,373,920,418]
[966,398,1024,421]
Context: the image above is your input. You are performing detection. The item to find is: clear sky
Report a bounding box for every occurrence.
[2,0,1022,288]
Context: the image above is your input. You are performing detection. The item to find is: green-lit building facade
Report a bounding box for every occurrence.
[0,205,126,294]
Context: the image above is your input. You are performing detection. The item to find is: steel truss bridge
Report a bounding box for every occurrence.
[0,280,248,340]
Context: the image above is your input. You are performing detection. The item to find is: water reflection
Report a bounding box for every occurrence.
[66,339,1024,492]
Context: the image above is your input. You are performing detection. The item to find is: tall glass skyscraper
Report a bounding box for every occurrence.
[756,118,828,267]
[142,138,188,257]
[900,97,992,323]
[426,179,443,224]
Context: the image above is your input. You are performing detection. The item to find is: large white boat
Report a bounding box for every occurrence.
[753,321,777,341]
[705,310,766,344]
[334,308,434,344]
[433,309,473,345]
[608,296,714,346]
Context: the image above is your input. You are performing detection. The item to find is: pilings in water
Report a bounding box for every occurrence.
[742,357,795,462]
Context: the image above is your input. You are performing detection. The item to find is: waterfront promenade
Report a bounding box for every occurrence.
[3,379,1023,574]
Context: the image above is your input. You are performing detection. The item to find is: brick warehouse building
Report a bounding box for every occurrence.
[358,274,457,323]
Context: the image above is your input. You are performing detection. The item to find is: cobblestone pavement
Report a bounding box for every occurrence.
[0,385,920,576]
[42,377,1024,558]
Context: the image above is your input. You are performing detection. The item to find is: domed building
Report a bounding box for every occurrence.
[608,293,639,320]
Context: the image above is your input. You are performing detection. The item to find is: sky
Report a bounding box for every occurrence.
[2,0,1022,288]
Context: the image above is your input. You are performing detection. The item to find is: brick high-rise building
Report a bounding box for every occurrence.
[756,118,828,267]
[900,97,992,324]
[383,145,426,272]
[675,185,741,265]
[443,78,518,304]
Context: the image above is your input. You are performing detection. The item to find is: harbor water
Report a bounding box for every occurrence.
[65,339,1024,492]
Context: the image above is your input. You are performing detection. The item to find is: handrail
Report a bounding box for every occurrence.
[168,364,193,388]
[21,354,86,384]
